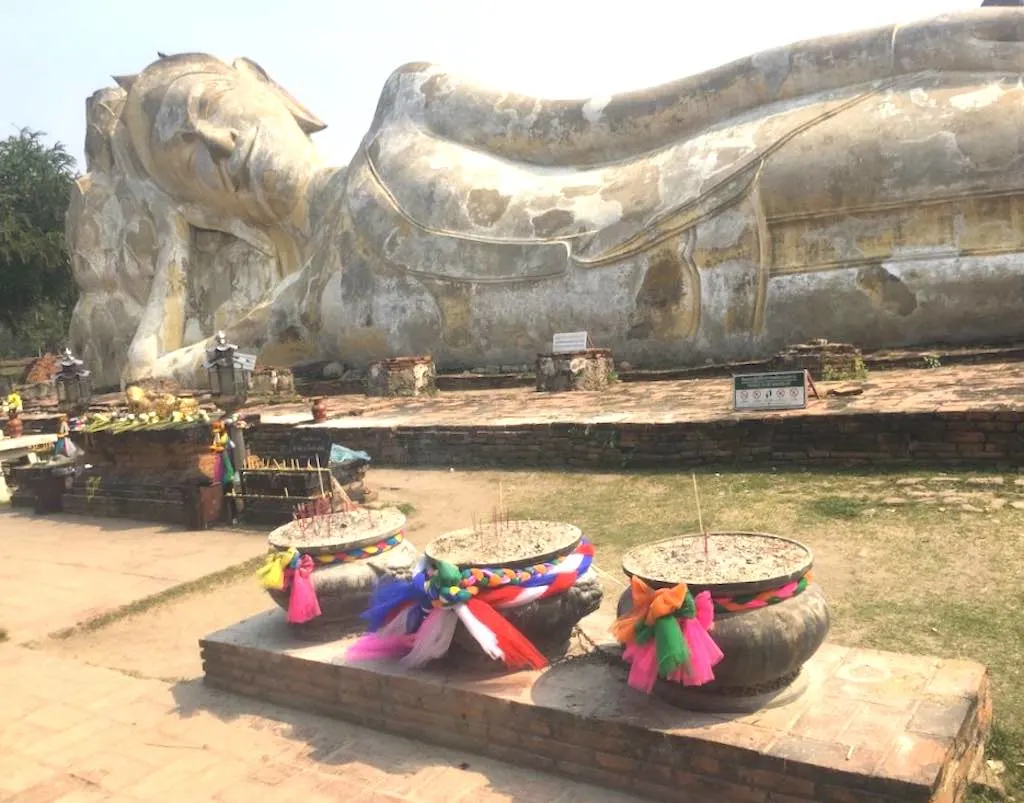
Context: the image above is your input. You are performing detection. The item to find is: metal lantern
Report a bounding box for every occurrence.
[204,332,255,399]
[55,348,92,411]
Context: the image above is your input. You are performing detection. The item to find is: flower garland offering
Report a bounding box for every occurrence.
[3,392,22,416]
[347,540,595,671]
[81,387,212,433]
[611,577,724,694]
[256,532,408,624]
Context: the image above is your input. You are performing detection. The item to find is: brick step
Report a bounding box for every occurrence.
[62,495,186,524]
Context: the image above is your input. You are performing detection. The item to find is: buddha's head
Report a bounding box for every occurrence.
[114,53,326,233]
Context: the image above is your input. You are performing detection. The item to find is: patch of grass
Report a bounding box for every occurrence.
[499,467,1024,797]
[822,355,868,381]
[806,495,868,520]
[47,554,265,640]
[396,502,417,516]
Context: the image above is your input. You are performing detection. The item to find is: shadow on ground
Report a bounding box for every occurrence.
[168,675,607,800]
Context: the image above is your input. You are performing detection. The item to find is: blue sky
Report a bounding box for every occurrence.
[2,0,972,171]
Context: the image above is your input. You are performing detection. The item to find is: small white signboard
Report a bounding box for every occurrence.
[236,353,258,372]
[733,371,809,411]
[552,331,591,354]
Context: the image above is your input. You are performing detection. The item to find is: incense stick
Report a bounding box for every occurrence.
[692,472,708,561]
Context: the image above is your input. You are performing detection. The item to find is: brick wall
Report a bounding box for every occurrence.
[245,410,1024,471]
[61,473,190,525]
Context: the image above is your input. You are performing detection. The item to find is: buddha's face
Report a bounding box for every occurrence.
[117,54,326,231]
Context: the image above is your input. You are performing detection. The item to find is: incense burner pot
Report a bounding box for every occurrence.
[311,397,327,423]
[425,521,603,667]
[617,532,829,712]
[5,412,23,439]
[265,507,418,640]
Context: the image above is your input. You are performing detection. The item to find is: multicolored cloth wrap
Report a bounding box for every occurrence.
[712,572,812,613]
[255,533,406,624]
[210,428,235,486]
[347,540,595,671]
[310,534,405,566]
[612,576,725,695]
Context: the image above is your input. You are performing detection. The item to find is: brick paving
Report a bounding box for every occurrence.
[0,645,641,802]
[0,509,264,644]
[0,512,641,802]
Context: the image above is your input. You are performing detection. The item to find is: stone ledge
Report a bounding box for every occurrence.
[245,407,1024,471]
[201,612,990,803]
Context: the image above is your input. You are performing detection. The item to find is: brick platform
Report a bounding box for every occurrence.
[247,409,1024,471]
[202,612,991,803]
[241,362,1024,471]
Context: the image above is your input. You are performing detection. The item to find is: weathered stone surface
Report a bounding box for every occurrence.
[67,56,325,388]
[536,350,614,392]
[249,368,295,397]
[773,341,864,381]
[366,356,436,397]
[70,10,1024,384]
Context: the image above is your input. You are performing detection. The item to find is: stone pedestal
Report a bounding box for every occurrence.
[265,507,418,640]
[22,382,55,404]
[63,423,223,528]
[535,349,615,392]
[250,368,295,397]
[366,356,436,397]
[14,460,77,514]
[772,340,864,381]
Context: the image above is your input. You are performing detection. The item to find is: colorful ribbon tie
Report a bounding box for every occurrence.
[611,576,724,694]
[257,533,410,625]
[347,540,596,672]
[256,547,298,591]
[712,573,812,613]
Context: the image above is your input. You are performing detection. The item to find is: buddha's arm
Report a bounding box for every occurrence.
[123,216,190,382]
[377,10,1024,169]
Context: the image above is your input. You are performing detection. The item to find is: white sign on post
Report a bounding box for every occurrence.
[235,353,258,372]
[552,331,591,354]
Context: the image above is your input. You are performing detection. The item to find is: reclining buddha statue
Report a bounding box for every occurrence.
[68,9,1024,387]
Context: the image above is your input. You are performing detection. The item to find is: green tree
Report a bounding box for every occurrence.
[0,128,77,356]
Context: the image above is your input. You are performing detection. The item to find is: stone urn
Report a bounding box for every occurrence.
[5,413,23,439]
[425,520,602,668]
[265,507,418,640]
[311,397,327,423]
[617,532,829,712]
